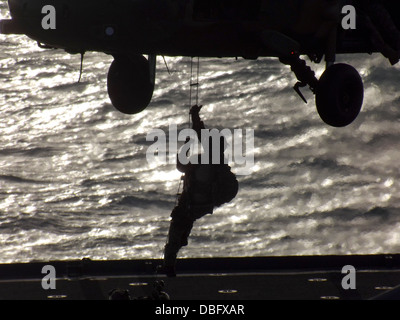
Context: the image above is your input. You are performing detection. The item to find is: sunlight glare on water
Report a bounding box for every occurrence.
[1,0,400,262]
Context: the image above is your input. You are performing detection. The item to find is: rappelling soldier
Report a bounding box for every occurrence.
[158,105,238,277]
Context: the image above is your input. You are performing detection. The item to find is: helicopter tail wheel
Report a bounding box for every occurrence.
[316,63,364,127]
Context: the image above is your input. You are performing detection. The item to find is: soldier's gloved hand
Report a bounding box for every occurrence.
[189,105,203,115]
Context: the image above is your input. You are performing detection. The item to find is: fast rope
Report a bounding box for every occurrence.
[174,57,201,206]
[189,56,201,126]
[78,51,85,83]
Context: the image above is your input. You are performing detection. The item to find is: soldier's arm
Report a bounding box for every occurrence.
[176,152,187,173]
[190,105,205,140]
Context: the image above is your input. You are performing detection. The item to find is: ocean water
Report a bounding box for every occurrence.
[1,2,400,264]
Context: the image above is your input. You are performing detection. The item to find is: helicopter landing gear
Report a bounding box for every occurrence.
[316,63,364,127]
[282,53,364,127]
[107,54,156,114]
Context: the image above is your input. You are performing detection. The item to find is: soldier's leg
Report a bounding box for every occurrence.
[180,221,194,247]
[178,205,212,248]
[164,206,194,267]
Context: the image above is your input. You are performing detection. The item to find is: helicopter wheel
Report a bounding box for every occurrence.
[315,63,364,127]
[107,55,154,114]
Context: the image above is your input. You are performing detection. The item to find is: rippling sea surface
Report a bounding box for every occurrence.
[1,2,400,264]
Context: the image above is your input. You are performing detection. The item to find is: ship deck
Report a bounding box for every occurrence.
[1,254,400,300]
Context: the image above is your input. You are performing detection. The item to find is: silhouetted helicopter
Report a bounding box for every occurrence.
[1,0,400,127]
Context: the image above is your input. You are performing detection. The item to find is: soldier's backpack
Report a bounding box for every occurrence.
[212,164,239,207]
